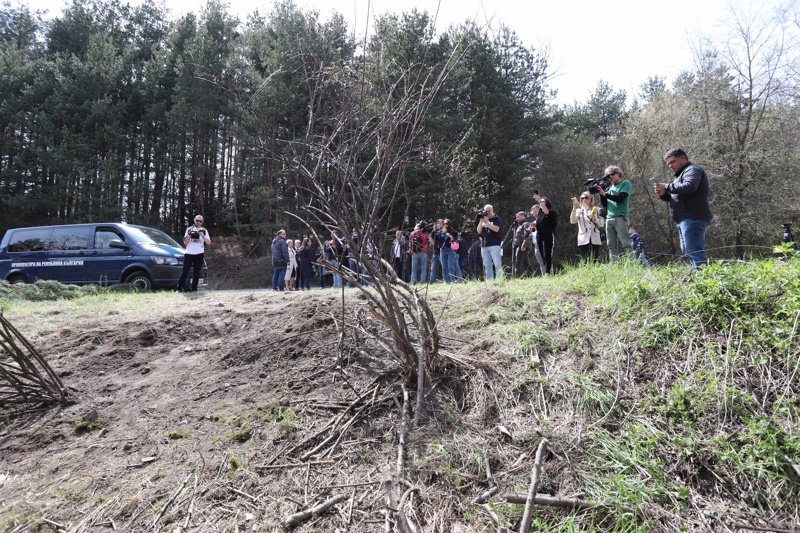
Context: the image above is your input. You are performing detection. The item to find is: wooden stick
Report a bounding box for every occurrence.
[283,494,347,529]
[253,460,334,471]
[519,438,549,533]
[506,492,638,515]
[300,431,340,461]
[153,473,191,529]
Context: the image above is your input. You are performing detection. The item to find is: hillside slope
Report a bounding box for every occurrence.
[1,258,799,532]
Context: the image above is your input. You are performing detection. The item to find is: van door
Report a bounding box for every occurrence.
[92,226,132,285]
[45,226,94,284]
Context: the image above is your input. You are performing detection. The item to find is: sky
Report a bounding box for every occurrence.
[28,0,753,105]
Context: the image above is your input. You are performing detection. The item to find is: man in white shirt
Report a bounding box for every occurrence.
[176,214,211,292]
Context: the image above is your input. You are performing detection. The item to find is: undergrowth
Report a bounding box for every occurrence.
[427,257,800,531]
[3,259,799,531]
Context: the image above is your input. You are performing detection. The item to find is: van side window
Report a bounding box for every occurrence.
[8,228,51,252]
[95,229,124,249]
[50,227,92,250]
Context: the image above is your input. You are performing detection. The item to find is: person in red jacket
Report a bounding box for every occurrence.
[408,222,430,284]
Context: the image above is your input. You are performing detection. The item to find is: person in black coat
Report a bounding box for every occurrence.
[296,238,315,290]
[534,194,558,275]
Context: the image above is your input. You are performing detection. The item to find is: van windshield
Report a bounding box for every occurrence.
[127,226,181,248]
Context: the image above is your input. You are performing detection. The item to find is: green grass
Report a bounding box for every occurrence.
[425,257,800,530]
[5,259,800,531]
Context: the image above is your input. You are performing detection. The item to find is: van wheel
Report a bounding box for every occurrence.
[8,274,27,285]
[125,272,152,291]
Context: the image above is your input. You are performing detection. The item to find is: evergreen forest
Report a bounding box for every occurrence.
[1,0,799,261]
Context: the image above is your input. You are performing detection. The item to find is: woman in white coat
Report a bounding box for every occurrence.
[570,193,605,262]
[285,238,298,290]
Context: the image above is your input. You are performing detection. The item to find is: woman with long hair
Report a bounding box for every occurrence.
[534,195,558,275]
[438,219,460,283]
[570,193,604,261]
[284,238,298,290]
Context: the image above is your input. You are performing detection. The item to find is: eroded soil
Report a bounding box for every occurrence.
[1,289,417,532]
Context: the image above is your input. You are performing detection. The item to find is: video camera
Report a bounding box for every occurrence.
[584,174,612,193]
[476,209,488,219]
[416,219,435,233]
[188,227,206,241]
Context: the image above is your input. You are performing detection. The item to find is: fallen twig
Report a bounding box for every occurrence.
[300,431,340,461]
[282,494,347,529]
[153,473,192,529]
[254,459,334,471]
[506,492,638,515]
[520,438,548,533]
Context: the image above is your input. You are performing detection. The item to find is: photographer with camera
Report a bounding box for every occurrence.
[176,214,211,292]
[654,148,712,269]
[570,193,604,262]
[595,165,632,261]
[408,222,430,284]
[476,204,503,280]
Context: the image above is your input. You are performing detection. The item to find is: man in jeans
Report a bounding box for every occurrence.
[596,165,632,261]
[655,148,713,269]
[271,229,289,290]
[408,223,429,284]
[476,204,503,280]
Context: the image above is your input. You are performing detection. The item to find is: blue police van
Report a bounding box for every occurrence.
[0,223,207,290]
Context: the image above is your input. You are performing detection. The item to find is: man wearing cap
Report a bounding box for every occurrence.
[596,165,632,260]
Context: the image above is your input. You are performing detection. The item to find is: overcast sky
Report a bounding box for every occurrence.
[27,0,776,105]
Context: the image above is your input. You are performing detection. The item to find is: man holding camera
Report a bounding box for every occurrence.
[476,204,503,280]
[176,214,211,292]
[654,148,712,269]
[596,165,632,261]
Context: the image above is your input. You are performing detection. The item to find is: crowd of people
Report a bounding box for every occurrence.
[264,147,713,290]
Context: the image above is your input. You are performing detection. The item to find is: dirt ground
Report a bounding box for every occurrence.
[1,288,438,532]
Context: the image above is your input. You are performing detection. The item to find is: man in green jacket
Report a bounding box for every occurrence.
[596,165,632,261]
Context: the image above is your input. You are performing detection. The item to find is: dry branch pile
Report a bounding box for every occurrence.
[0,313,68,409]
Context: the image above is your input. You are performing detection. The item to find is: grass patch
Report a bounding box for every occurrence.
[73,416,106,433]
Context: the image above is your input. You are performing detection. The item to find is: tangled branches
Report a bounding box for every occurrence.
[0,313,68,409]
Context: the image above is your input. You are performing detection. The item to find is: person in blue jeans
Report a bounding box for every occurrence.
[408,223,430,284]
[270,229,289,290]
[438,219,460,283]
[476,204,503,280]
[325,232,344,288]
[654,148,713,269]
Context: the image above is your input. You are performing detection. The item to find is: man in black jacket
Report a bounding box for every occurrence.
[271,229,289,290]
[654,147,713,269]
